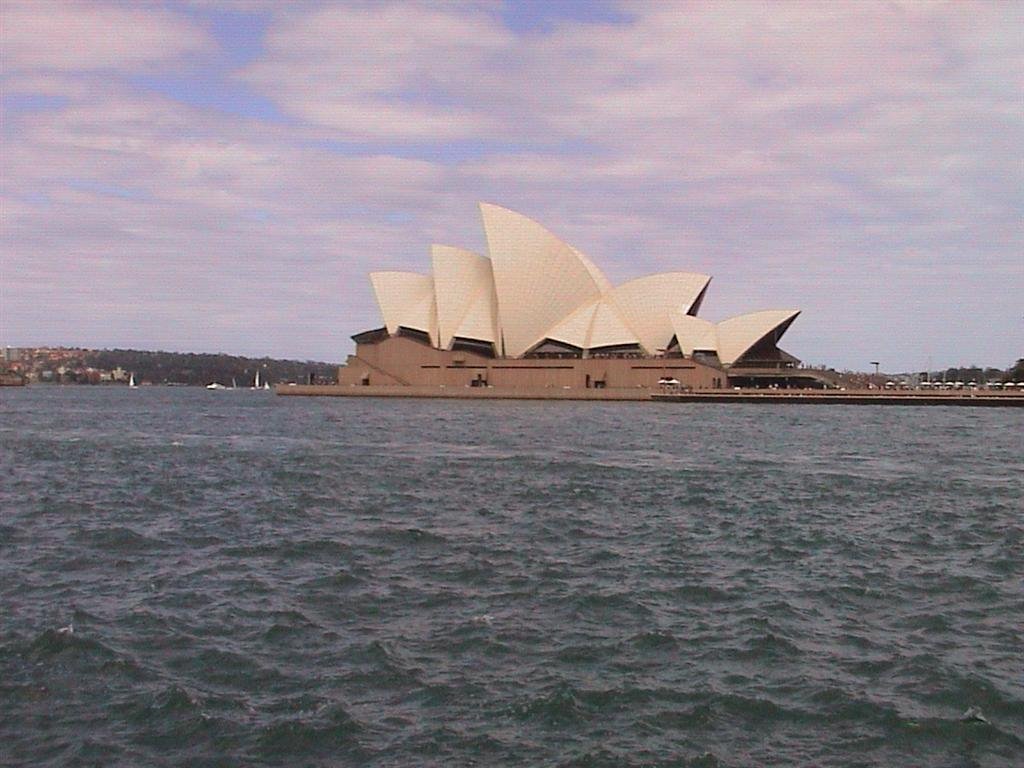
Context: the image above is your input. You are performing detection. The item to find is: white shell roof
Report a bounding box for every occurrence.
[480,203,607,358]
[610,273,711,355]
[364,204,800,362]
[545,297,641,351]
[545,300,600,350]
[369,271,438,346]
[431,245,497,348]
[456,290,499,345]
[587,300,640,349]
[669,312,719,357]
[570,245,613,295]
[715,309,800,366]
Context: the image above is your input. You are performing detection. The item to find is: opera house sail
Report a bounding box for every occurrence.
[341,204,808,392]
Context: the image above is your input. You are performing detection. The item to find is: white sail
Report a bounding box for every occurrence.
[254,369,261,388]
[128,373,136,387]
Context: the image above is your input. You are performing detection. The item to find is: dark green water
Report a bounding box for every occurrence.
[1,387,1022,767]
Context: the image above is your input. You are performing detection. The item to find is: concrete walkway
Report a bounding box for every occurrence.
[277,384,1024,406]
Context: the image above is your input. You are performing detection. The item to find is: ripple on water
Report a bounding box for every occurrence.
[254,702,366,762]
[1,390,1022,767]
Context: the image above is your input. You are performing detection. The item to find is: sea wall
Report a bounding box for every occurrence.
[278,384,1024,406]
[278,384,652,401]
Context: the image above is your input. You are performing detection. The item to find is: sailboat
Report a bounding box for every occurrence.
[253,369,272,391]
[128,373,137,388]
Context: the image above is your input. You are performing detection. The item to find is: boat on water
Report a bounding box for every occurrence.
[208,377,246,391]
[128,373,137,388]
[245,369,273,391]
[253,370,272,391]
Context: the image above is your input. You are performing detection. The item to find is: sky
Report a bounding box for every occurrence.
[2,0,1021,371]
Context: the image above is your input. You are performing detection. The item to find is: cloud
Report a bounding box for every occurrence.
[1,0,1021,367]
[1,1,213,73]
[237,3,513,140]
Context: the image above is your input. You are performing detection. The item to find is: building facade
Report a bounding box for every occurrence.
[340,204,803,392]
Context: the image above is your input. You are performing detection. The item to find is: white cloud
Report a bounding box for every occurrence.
[1,0,1021,366]
[1,1,213,72]
[238,3,513,140]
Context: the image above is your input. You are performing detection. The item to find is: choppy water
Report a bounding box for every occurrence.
[1,387,1022,767]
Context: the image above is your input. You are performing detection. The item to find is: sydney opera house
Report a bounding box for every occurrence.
[339,204,810,393]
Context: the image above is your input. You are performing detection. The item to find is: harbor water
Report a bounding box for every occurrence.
[1,387,1022,766]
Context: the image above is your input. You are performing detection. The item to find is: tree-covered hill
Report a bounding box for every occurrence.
[85,349,338,386]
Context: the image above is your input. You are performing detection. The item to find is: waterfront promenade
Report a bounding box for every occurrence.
[277,384,1024,407]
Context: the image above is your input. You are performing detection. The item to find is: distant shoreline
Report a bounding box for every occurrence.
[1,346,338,387]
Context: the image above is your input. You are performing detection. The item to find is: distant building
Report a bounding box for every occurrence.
[341,204,821,392]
